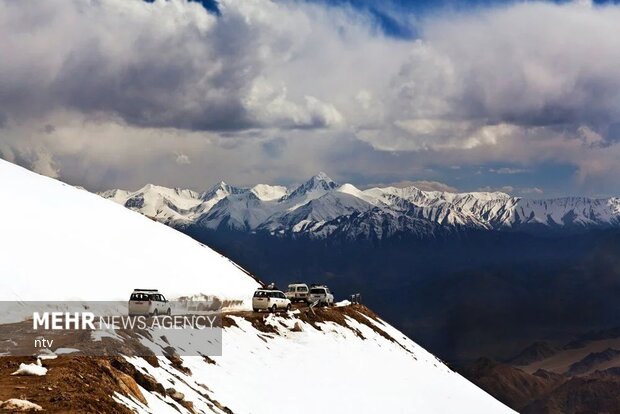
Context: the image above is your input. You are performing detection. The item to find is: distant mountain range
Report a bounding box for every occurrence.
[101,173,620,239]
[462,326,620,413]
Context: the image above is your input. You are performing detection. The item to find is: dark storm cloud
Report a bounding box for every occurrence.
[0,0,344,132]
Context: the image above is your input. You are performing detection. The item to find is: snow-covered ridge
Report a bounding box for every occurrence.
[119,306,516,414]
[101,173,620,239]
[0,159,259,301]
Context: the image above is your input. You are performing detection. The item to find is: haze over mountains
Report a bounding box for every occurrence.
[101,172,620,240]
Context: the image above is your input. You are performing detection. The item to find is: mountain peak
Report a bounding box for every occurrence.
[286,172,338,200]
[313,171,333,182]
[202,180,245,201]
[251,184,288,201]
[212,180,228,189]
[138,183,157,192]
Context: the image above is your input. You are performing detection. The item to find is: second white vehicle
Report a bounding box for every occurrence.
[285,283,310,303]
[252,289,292,313]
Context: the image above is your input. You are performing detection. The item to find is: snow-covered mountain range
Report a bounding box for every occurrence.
[0,159,514,413]
[101,173,620,240]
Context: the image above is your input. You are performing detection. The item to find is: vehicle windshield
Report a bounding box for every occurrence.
[288,286,295,292]
[130,293,150,301]
[310,288,326,294]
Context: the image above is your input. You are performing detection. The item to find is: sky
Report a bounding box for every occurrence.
[2,0,620,197]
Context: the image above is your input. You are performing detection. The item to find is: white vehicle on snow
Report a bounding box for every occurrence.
[308,285,334,306]
[252,289,292,313]
[128,289,171,316]
[285,283,310,303]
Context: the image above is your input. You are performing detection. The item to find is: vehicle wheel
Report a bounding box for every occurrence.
[286,303,291,312]
[166,308,171,316]
[270,304,277,313]
[253,308,259,312]
[153,309,158,317]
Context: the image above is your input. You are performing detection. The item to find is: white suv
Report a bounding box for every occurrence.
[285,283,310,303]
[128,289,171,316]
[308,286,334,306]
[252,289,291,313]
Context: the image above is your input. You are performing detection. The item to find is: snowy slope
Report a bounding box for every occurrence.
[250,183,287,201]
[115,308,514,414]
[0,159,259,301]
[102,173,620,240]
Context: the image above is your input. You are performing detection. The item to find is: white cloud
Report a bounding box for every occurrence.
[388,180,458,193]
[477,185,514,194]
[2,0,620,193]
[175,152,191,165]
[243,78,343,128]
[520,187,544,195]
[31,150,60,178]
[489,167,530,175]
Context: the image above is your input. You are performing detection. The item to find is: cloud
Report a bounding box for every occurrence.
[30,150,60,178]
[3,1,620,140]
[0,0,355,132]
[520,187,544,195]
[243,80,344,129]
[175,152,191,165]
[489,167,530,175]
[2,0,620,195]
[8,146,61,179]
[477,185,514,194]
[261,137,286,158]
[419,3,620,130]
[358,2,620,149]
[380,180,458,193]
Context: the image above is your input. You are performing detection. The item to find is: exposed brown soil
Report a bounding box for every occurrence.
[0,356,139,413]
[224,304,403,347]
